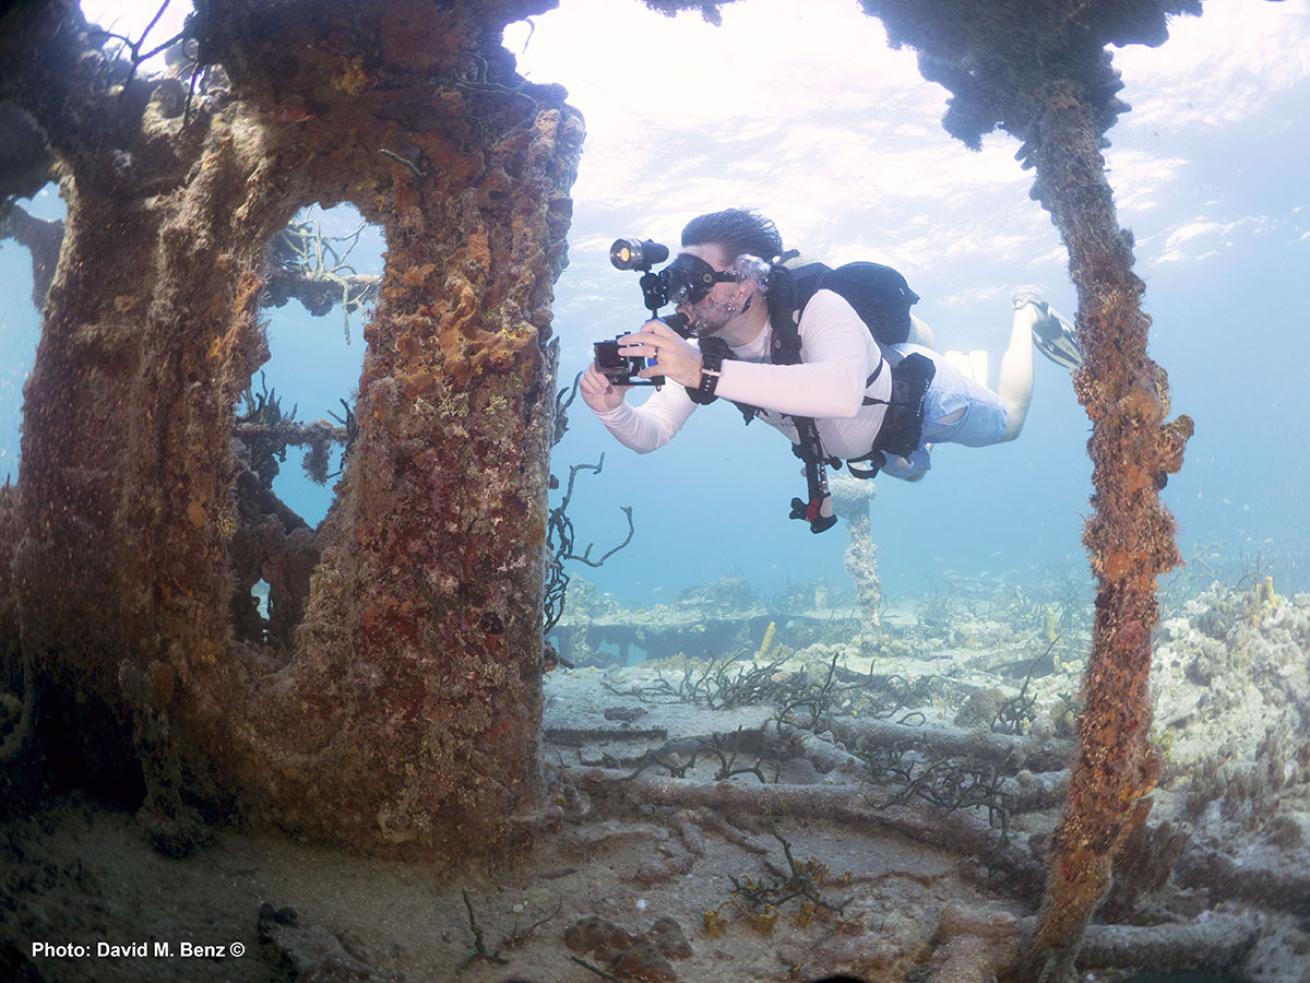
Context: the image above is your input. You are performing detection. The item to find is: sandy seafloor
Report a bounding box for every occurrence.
[4,578,1310,983]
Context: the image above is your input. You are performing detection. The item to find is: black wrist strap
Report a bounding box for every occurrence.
[692,351,724,402]
[688,337,734,405]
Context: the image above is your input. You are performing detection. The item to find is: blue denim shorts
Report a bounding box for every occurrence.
[891,344,1009,448]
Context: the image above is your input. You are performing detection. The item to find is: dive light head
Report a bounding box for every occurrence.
[610,238,670,272]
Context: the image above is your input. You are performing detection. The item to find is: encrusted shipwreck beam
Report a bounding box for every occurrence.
[1018,77,1193,981]
[858,2,1198,979]
[0,484,33,771]
[0,0,582,857]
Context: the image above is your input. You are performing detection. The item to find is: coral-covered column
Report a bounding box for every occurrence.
[259,105,585,852]
[847,3,1198,971]
[830,474,881,634]
[193,0,587,856]
[2,0,584,858]
[1015,80,1190,982]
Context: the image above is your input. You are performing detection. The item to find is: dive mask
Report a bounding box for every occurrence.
[663,253,737,307]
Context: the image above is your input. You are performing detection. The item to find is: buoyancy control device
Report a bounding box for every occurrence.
[697,260,934,533]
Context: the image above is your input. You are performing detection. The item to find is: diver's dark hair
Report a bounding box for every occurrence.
[681,209,784,263]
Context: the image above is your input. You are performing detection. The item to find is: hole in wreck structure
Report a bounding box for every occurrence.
[252,577,270,620]
[230,203,379,651]
[0,179,64,485]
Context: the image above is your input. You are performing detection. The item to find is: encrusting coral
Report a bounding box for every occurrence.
[861,1,1200,978]
[0,0,582,857]
[830,473,882,634]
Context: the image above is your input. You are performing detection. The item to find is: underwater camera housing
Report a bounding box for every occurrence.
[592,336,654,387]
[593,237,693,387]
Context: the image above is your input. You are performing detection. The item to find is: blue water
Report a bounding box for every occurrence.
[0,184,63,489]
[256,206,380,526]
[3,0,1307,608]
[525,2,1310,605]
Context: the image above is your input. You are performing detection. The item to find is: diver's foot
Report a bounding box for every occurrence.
[1012,286,1047,312]
[1013,287,1083,372]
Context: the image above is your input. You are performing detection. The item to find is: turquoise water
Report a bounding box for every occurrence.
[0,185,61,488]
[527,3,1310,606]
[3,0,1307,609]
[253,207,381,523]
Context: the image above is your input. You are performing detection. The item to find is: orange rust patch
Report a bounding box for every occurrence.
[334,56,370,95]
[234,271,264,315]
[465,229,491,273]
[398,368,434,400]
[197,639,223,664]
[395,333,423,359]
[1119,383,1164,425]
[400,263,437,289]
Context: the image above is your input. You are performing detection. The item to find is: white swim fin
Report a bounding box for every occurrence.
[1014,288,1083,372]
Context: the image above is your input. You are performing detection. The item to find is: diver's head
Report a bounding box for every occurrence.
[681,208,783,264]
[672,209,782,338]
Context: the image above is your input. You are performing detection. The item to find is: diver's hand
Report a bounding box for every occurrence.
[580,363,629,413]
[619,319,703,389]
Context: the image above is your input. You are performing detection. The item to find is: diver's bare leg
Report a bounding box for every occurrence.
[998,301,1038,441]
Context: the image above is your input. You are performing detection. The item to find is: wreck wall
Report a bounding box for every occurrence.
[1,0,582,856]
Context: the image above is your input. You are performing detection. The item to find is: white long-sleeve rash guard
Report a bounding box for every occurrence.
[592,289,892,460]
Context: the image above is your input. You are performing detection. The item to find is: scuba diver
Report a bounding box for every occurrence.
[580,208,1083,533]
